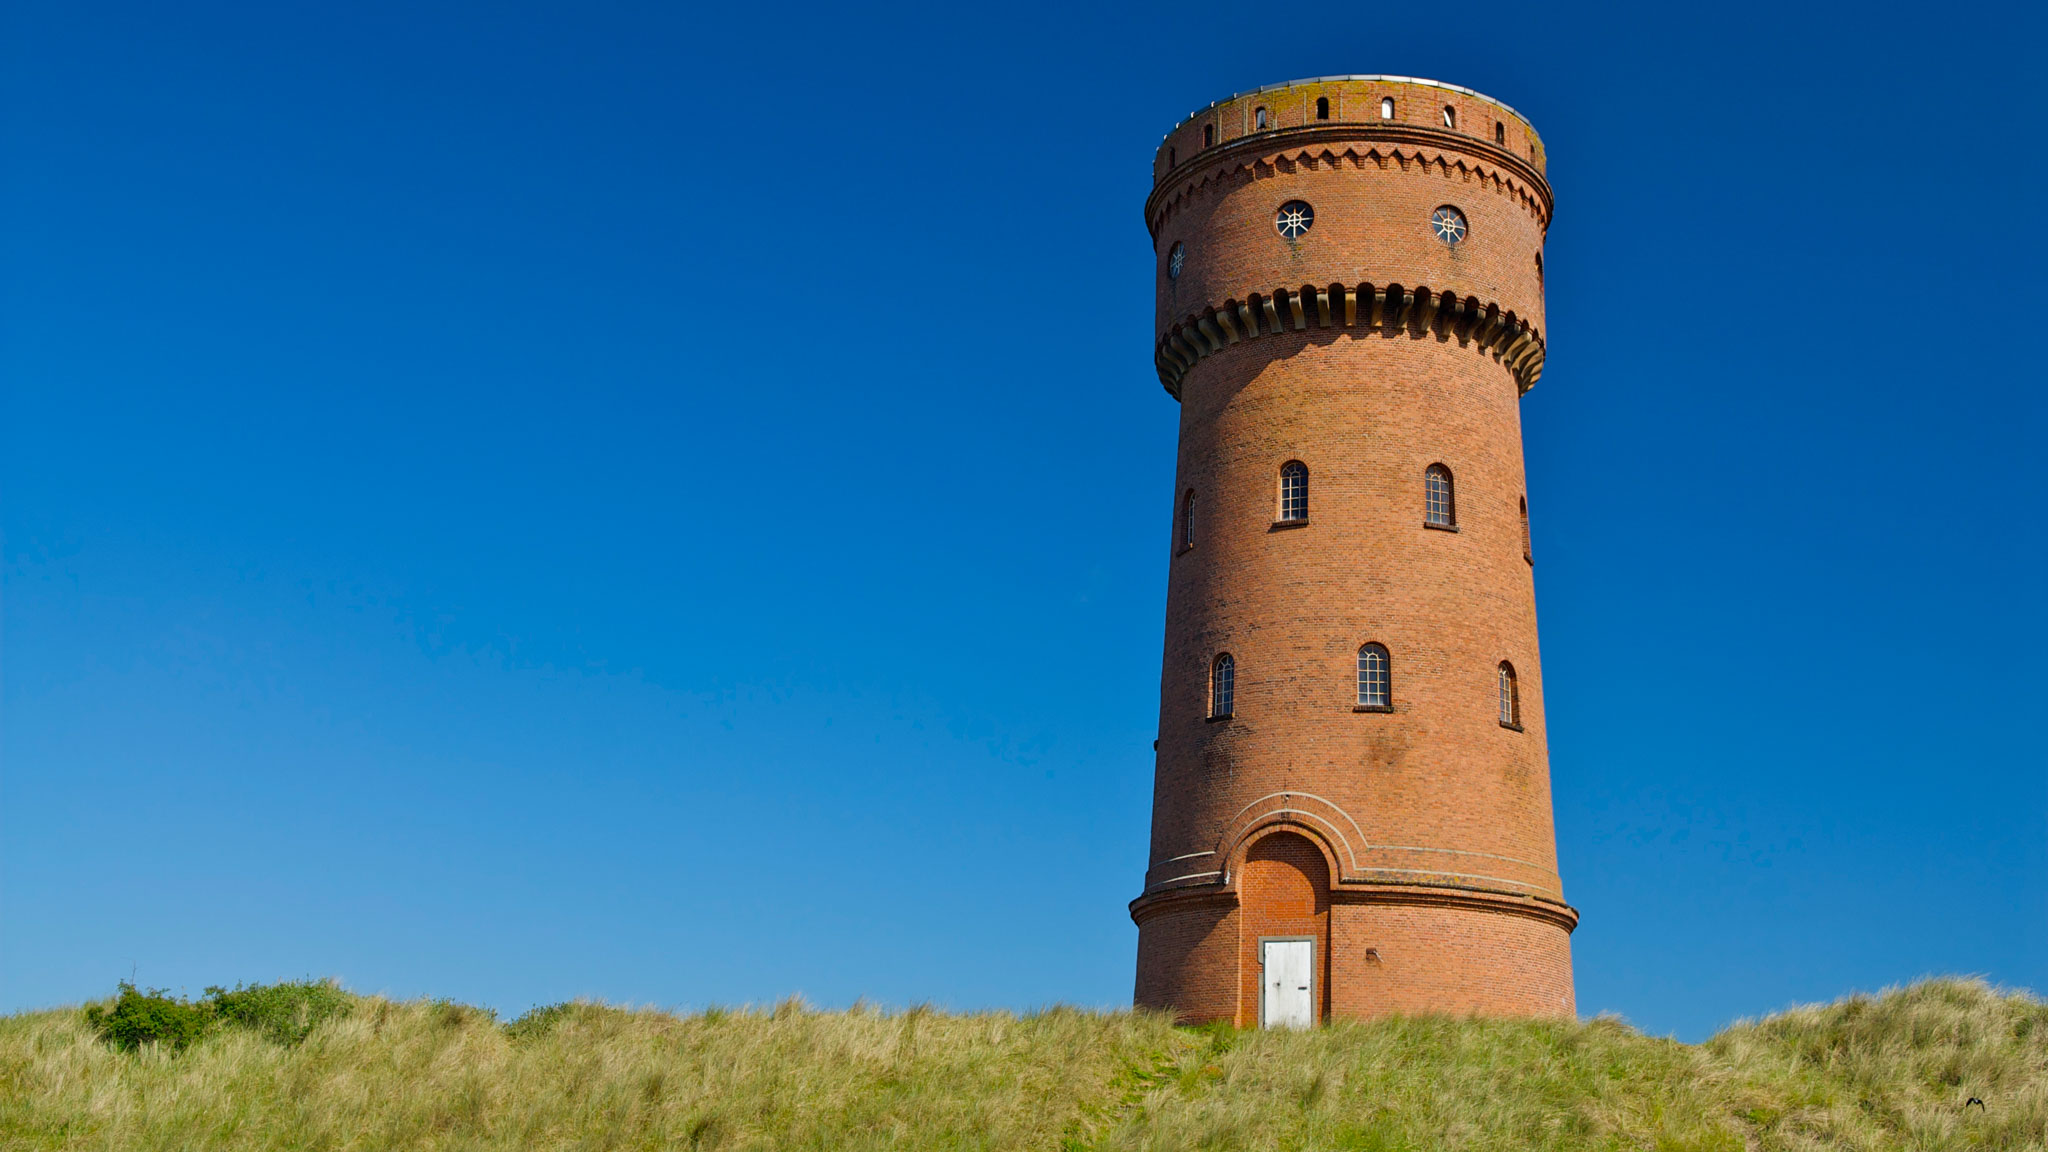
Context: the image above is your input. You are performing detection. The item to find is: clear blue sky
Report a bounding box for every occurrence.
[5,1,2043,1042]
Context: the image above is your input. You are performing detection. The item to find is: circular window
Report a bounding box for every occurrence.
[1168,241,1185,280]
[1431,206,1468,245]
[1275,201,1314,239]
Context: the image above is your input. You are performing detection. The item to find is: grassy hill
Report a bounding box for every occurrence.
[1,978,2040,1150]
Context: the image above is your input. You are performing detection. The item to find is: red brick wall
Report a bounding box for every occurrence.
[1132,897,1236,1022]
[1135,889,1574,1024]
[1153,131,1547,349]
[1132,77,1575,1023]
[1330,899,1574,1018]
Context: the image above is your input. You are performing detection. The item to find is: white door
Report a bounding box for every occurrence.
[1260,939,1314,1029]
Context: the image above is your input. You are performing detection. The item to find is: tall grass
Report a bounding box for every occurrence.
[0,979,2038,1151]
[1098,980,2046,1151]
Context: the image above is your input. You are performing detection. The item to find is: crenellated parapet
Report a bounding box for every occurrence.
[1150,75,1548,190]
[1155,281,1544,397]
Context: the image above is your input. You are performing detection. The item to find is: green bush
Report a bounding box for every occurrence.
[504,1001,575,1042]
[430,999,497,1030]
[206,979,354,1046]
[82,982,213,1052]
[83,979,358,1053]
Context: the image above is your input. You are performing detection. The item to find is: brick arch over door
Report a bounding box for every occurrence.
[1236,830,1332,1027]
[1215,792,1363,886]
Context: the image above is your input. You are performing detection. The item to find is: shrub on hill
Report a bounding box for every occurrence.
[80,979,355,1052]
[206,980,353,1046]
[503,1001,576,1042]
[80,982,212,1052]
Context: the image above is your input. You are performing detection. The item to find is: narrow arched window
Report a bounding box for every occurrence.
[1357,644,1391,709]
[1498,662,1520,728]
[1315,96,1330,120]
[1442,105,1456,129]
[1380,96,1395,119]
[1255,106,1269,130]
[1168,146,1175,168]
[1211,654,1236,719]
[1279,461,1308,522]
[1181,489,1197,551]
[1204,123,1215,147]
[1425,464,1455,528]
[1495,121,1505,144]
[1520,496,1532,563]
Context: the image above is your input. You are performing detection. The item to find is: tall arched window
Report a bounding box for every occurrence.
[1356,643,1391,710]
[1168,146,1175,168]
[1442,104,1456,129]
[1204,123,1215,147]
[1315,96,1330,120]
[1380,96,1395,119]
[1279,461,1308,522]
[1255,106,1269,130]
[1211,654,1236,719]
[1425,464,1455,528]
[1498,662,1520,728]
[1181,489,1197,551]
[1520,496,1532,563]
[1495,121,1505,144]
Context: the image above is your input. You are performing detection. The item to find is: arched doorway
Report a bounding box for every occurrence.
[1236,831,1331,1027]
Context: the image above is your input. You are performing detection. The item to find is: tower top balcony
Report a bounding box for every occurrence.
[1150,76,1547,207]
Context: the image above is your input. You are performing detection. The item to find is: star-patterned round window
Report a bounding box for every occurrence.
[1168,241,1185,280]
[1431,206,1468,245]
[1275,201,1314,239]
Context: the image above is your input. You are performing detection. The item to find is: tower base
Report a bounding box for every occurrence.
[1133,881,1576,1026]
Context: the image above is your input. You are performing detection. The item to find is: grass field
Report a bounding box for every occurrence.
[1,978,2040,1150]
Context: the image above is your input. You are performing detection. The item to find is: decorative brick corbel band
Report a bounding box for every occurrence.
[1155,282,1545,398]
[1146,136,1553,238]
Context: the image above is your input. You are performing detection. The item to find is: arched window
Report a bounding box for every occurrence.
[1255,106,1269,130]
[1442,104,1456,129]
[1357,643,1391,709]
[1204,123,1216,147]
[1315,96,1330,120]
[1380,96,1395,119]
[1425,464,1455,528]
[1181,489,1197,551]
[1168,146,1175,168]
[1498,662,1520,728]
[1520,496,1532,563]
[1279,461,1308,522]
[1211,654,1236,719]
[1495,121,1505,144]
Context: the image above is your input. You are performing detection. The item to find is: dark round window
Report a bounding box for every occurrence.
[1431,206,1468,245]
[1168,241,1185,279]
[1275,201,1314,239]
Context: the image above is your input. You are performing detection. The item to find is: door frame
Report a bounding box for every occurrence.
[1257,935,1318,1028]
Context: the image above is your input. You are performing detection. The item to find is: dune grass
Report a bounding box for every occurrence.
[0,978,2039,1150]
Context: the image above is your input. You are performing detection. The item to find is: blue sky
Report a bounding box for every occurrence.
[4,1,2043,1042]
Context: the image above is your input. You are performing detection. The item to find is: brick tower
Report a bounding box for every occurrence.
[1132,76,1575,1026]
